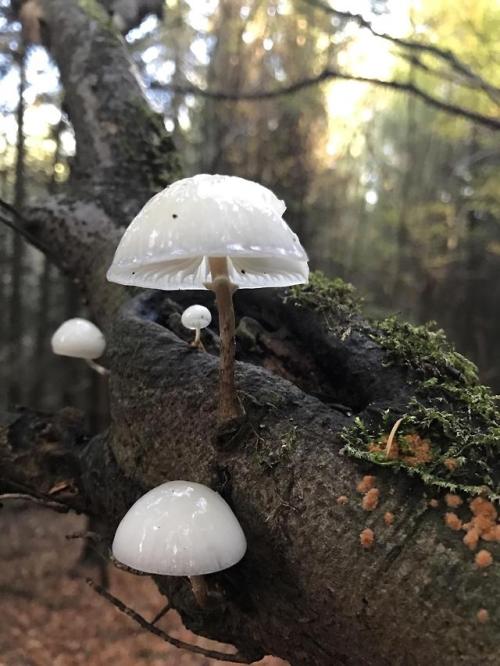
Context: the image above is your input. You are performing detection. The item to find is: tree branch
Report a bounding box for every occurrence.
[0,198,55,259]
[87,579,251,664]
[39,0,179,222]
[153,67,500,131]
[304,0,500,105]
[0,492,73,513]
[0,406,88,514]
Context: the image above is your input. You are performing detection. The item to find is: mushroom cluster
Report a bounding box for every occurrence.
[112,480,247,606]
[107,174,309,421]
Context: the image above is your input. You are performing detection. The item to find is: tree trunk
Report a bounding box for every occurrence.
[7,46,26,407]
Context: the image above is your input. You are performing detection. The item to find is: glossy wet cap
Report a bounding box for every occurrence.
[181,304,212,331]
[51,318,106,360]
[106,174,309,290]
[112,480,247,576]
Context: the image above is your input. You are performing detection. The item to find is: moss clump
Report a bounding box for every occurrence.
[78,0,114,30]
[372,317,478,386]
[341,322,500,500]
[123,101,181,192]
[285,272,361,337]
[283,272,500,498]
[254,427,298,470]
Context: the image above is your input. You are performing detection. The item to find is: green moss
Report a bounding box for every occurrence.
[287,271,360,314]
[121,100,182,192]
[372,317,478,386]
[283,272,500,498]
[78,0,114,29]
[340,326,500,501]
[253,427,298,470]
[285,271,361,337]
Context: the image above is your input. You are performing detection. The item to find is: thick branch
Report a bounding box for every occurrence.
[0,406,88,514]
[4,289,499,664]
[39,0,179,221]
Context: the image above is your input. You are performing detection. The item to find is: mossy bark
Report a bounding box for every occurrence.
[3,2,500,665]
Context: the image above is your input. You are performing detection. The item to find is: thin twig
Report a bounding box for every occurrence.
[153,67,500,131]
[0,199,55,258]
[0,492,71,513]
[151,603,172,625]
[87,579,251,663]
[65,531,150,576]
[303,0,500,104]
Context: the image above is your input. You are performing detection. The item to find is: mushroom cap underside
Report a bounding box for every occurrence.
[107,174,309,290]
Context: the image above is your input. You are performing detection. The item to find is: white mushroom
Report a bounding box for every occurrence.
[112,480,247,606]
[181,304,212,350]
[107,174,309,422]
[51,318,108,375]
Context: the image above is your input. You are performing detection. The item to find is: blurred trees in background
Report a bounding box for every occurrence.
[1,0,499,420]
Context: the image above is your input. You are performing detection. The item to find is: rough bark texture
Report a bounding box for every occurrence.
[2,2,499,665]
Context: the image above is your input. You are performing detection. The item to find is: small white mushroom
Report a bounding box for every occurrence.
[51,318,108,376]
[181,304,211,350]
[112,480,247,606]
[107,174,309,422]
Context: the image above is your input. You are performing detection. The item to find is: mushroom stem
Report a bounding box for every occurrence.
[191,328,205,352]
[188,575,208,607]
[208,257,243,422]
[85,358,110,376]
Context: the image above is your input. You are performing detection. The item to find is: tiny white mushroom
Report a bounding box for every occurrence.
[112,480,247,606]
[181,304,212,350]
[107,174,309,422]
[51,318,109,375]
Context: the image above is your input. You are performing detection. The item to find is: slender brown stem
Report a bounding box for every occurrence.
[208,257,243,422]
[0,492,71,513]
[189,575,208,607]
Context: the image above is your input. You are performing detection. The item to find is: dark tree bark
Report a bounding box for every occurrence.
[7,47,27,406]
[2,2,499,665]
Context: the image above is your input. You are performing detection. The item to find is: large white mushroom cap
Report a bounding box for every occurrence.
[106,174,309,290]
[112,480,247,576]
[51,318,106,360]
